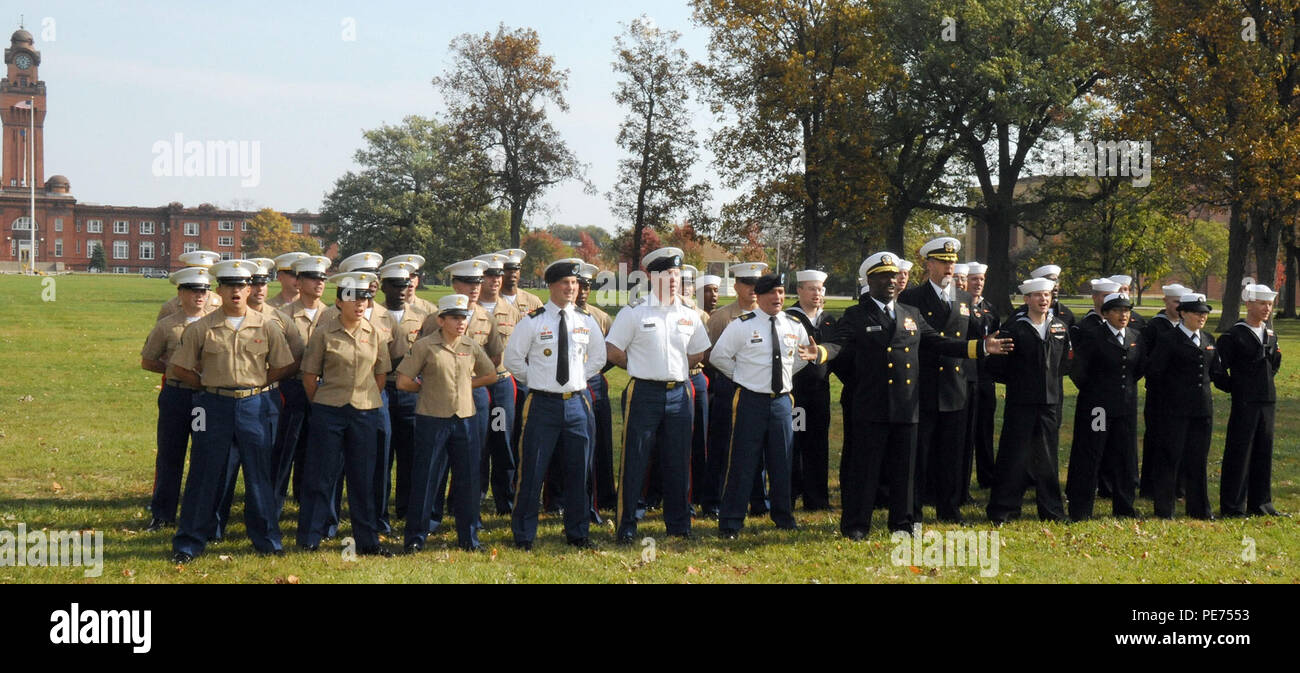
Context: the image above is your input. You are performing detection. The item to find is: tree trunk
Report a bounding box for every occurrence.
[1216,202,1249,332]
[887,204,908,259]
[983,209,1014,316]
[509,203,525,248]
[1250,207,1282,289]
[1283,240,1297,318]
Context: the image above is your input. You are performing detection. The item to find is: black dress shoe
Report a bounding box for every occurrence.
[567,537,597,549]
[846,529,867,541]
[171,551,193,564]
[701,507,720,520]
[405,541,423,554]
[145,518,172,532]
[615,532,635,546]
[359,545,394,558]
[720,529,739,540]
[514,540,533,551]
[298,542,320,552]
[1255,505,1289,517]
[459,543,485,552]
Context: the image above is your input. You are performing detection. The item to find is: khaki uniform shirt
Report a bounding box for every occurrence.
[142,310,205,366]
[706,299,756,345]
[420,303,504,361]
[482,299,524,375]
[584,303,612,335]
[502,289,544,313]
[301,316,390,410]
[171,309,294,388]
[397,330,496,418]
[278,298,328,361]
[156,293,219,322]
[252,303,304,357]
[266,292,296,310]
[409,295,437,316]
[380,303,428,380]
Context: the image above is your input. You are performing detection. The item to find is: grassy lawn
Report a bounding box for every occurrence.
[0,275,1295,583]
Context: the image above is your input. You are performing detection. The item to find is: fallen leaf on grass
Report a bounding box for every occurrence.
[490,548,498,561]
[274,575,300,584]
[686,566,700,575]
[908,566,922,574]
[121,569,134,578]
[51,481,63,493]
[1141,551,1149,559]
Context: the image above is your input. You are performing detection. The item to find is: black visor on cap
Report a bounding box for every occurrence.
[178,283,210,291]
[451,275,484,285]
[382,276,412,287]
[297,271,327,280]
[483,268,504,276]
[218,277,250,286]
[754,273,785,295]
[1178,300,1212,313]
[337,287,376,301]
[1102,297,1133,312]
[439,307,472,317]
[503,263,522,270]
[646,254,682,273]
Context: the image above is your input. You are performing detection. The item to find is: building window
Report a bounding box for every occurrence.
[114,266,129,274]
[12,217,33,230]
[54,239,63,257]
[220,252,235,261]
[240,221,248,231]
[183,242,199,254]
[139,241,155,260]
[87,220,103,233]
[139,221,155,235]
[184,222,199,236]
[114,220,129,234]
[76,240,82,254]
[113,241,129,259]
[291,222,303,233]
[218,220,233,231]
[54,218,63,232]
[218,236,234,247]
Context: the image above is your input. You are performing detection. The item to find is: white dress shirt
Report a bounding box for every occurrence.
[503,301,606,393]
[1178,322,1200,345]
[1108,325,1126,346]
[930,280,951,303]
[870,296,896,320]
[606,291,711,381]
[709,309,811,394]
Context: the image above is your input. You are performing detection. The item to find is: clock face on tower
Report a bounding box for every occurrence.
[14,53,32,70]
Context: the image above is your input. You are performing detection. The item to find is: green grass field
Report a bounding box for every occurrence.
[1,275,1295,583]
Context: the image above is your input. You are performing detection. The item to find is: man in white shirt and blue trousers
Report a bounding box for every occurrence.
[504,259,607,549]
[709,273,823,538]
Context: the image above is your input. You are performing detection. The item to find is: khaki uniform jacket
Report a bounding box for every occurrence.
[419,303,504,361]
[379,304,428,381]
[397,330,496,418]
[483,299,524,374]
[502,289,544,314]
[142,310,205,367]
[170,309,294,389]
[301,316,391,410]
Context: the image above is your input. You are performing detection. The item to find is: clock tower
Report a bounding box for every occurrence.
[1,26,45,190]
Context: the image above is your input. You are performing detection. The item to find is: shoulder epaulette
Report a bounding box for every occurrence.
[574,305,589,316]
[739,311,756,321]
[529,307,546,318]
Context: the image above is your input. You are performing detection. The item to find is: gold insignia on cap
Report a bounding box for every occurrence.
[943,241,955,253]
[881,254,894,265]
[456,297,466,307]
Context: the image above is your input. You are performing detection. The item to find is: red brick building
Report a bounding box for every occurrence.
[0,27,327,273]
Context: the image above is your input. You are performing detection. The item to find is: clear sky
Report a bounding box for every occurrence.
[17,0,725,233]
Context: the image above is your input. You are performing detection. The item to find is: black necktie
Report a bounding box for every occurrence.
[557,309,570,385]
[770,315,783,394]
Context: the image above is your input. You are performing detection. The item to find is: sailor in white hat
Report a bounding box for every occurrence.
[953,263,970,293]
[696,274,723,314]
[983,276,1069,524]
[268,252,310,309]
[167,259,295,563]
[141,266,214,531]
[894,258,914,293]
[1213,283,1285,517]
[700,259,769,517]
[1012,263,1075,327]
[1144,292,1216,520]
[786,269,834,510]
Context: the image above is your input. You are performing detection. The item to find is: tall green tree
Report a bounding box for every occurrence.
[319,116,508,272]
[609,16,713,268]
[434,24,588,247]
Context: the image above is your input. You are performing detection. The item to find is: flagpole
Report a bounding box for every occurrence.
[29,99,36,274]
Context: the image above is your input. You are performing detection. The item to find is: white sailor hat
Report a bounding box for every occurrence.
[474,253,507,275]
[383,254,425,270]
[246,258,276,281]
[697,274,722,288]
[730,261,769,281]
[579,262,600,281]
[965,262,988,275]
[1090,278,1121,293]
[437,294,473,317]
[273,252,309,272]
[444,259,487,282]
[919,237,961,262]
[1030,264,1062,279]
[953,263,970,275]
[1108,274,1133,287]
[1178,293,1212,313]
[170,267,211,290]
[1242,276,1256,287]
[179,250,221,268]
[1019,277,1055,295]
[681,264,699,280]
[1102,292,1133,311]
[859,252,901,278]
[379,262,417,285]
[643,246,685,272]
[292,255,332,279]
[1161,283,1188,298]
[1242,284,1278,302]
[545,258,584,284]
[339,252,384,273]
[495,248,527,269]
[796,269,828,283]
[210,260,254,285]
[329,271,379,299]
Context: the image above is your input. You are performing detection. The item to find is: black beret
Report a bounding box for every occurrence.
[545,261,582,285]
[754,273,785,295]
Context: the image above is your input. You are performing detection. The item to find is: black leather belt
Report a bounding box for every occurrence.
[164,378,199,391]
[633,378,688,390]
[741,386,788,399]
[530,389,582,400]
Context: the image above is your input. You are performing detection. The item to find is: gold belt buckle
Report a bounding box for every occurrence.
[665,381,677,389]
[562,391,574,400]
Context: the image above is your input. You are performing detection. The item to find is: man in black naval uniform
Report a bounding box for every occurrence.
[785,269,835,510]
[1010,264,1076,328]
[1066,292,1147,520]
[822,252,1012,539]
[1211,284,1286,518]
[961,262,999,495]
[984,277,1070,523]
[1145,292,1215,519]
[1138,283,1187,498]
[898,236,980,523]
